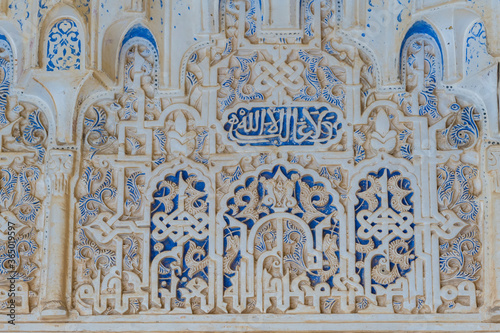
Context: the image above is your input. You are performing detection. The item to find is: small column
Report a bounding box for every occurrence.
[41,150,74,318]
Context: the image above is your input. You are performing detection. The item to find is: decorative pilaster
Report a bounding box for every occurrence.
[41,150,74,318]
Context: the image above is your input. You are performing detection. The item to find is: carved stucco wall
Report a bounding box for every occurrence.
[0,0,500,331]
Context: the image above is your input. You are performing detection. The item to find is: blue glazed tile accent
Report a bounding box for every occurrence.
[465,21,490,76]
[400,20,443,78]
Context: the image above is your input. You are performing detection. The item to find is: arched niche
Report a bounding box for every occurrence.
[0,32,14,124]
[261,0,302,30]
[245,0,312,38]
[38,3,86,71]
[399,20,444,83]
[101,20,159,85]
[0,27,22,85]
[400,8,483,84]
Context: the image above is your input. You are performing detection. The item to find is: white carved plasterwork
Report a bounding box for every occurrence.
[1,0,500,331]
